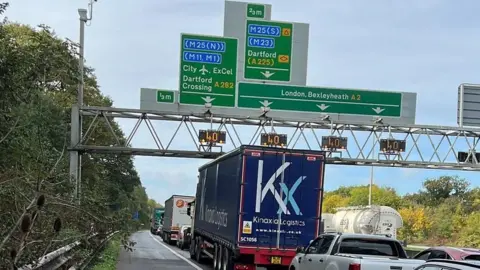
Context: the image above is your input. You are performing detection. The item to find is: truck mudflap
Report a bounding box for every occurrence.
[238,247,296,266]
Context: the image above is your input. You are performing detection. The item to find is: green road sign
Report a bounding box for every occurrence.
[155,89,175,103]
[237,82,403,117]
[244,19,293,82]
[179,34,238,107]
[246,3,265,19]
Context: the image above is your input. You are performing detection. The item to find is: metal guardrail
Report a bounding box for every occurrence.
[19,231,118,270]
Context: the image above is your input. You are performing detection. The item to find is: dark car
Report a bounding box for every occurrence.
[414,247,480,261]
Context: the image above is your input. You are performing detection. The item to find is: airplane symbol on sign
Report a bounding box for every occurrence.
[199,65,209,75]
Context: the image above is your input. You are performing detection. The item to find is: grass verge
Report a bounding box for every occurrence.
[90,234,122,270]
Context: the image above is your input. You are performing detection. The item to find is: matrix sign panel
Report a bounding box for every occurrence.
[321,136,348,150]
[198,130,226,144]
[260,133,287,147]
[379,139,406,153]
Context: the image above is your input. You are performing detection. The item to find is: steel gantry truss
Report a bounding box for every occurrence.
[70,105,480,171]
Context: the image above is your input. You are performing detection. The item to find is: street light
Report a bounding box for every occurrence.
[77,8,87,107]
[78,8,88,21]
[71,4,94,204]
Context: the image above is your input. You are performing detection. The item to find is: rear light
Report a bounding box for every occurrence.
[234,264,255,270]
[349,263,361,270]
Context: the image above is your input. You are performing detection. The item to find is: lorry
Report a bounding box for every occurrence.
[289,232,425,270]
[162,195,195,245]
[150,207,165,235]
[322,205,404,239]
[187,145,326,270]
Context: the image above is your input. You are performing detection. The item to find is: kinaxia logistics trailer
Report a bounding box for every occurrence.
[150,207,165,235]
[162,195,195,245]
[188,145,326,270]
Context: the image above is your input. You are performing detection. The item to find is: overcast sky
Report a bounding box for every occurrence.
[8,0,480,204]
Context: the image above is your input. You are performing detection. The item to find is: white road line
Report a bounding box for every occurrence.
[149,233,202,270]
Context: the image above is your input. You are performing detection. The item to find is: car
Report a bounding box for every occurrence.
[289,232,424,270]
[414,259,480,269]
[413,247,480,261]
[176,225,191,250]
[156,226,163,237]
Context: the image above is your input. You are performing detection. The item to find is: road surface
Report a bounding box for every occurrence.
[116,230,210,270]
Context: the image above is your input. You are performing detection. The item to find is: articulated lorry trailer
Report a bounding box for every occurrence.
[188,145,326,270]
[150,207,165,235]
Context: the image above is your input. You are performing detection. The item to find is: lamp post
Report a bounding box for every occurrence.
[70,5,93,204]
[78,8,87,107]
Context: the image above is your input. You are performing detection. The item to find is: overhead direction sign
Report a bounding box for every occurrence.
[457,83,480,127]
[244,19,293,82]
[179,34,238,107]
[156,90,175,103]
[237,82,403,117]
[246,3,266,19]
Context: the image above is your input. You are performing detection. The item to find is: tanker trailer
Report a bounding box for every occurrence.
[325,205,403,239]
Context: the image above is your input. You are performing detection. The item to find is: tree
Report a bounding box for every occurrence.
[322,193,350,213]
[0,8,155,267]
[322,181,480,248]
[457,212,480,247]
[148,199,163,209]
[411,176,469,207]
[397,207,432,242]
[323,185,402,210]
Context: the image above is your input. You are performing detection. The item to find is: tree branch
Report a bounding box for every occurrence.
[0,140,66,252]
[0,117,19,144]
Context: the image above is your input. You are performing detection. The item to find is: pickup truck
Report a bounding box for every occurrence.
[289,233,425,270]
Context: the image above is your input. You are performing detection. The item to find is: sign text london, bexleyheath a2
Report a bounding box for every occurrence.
[244,20,293,82]
[237,82,403,117]
[179,34,238,107]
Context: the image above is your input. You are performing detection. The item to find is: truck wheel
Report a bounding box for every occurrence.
[213,244,218,269]
[221,246,231,270]
[189,238,196,259]
[195,237,202,263]
[214,244,222,270]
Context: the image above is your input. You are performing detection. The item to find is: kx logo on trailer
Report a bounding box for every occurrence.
[255,160,305,216]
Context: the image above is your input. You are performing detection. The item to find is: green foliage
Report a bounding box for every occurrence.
[91,235,122,270]
[0,5,152,268]
[322,184,402,213]
[324,175,480,247]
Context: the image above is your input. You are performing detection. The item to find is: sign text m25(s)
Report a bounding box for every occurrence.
[254,160,305,216]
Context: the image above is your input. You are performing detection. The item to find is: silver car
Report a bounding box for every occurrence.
[414,259,480,270]
[176,225,191,250]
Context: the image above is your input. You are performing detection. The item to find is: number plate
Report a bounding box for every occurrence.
[271,256,282,264]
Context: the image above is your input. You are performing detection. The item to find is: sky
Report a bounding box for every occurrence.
[7,0,480,204]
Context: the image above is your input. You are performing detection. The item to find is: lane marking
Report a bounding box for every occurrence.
[149,233,202,270]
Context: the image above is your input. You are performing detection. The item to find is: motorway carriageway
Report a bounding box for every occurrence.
[116,230,209,270]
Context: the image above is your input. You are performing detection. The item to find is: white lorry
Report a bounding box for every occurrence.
[289,232,424,270]
[322,205,403,239]
[161,195,195,245]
